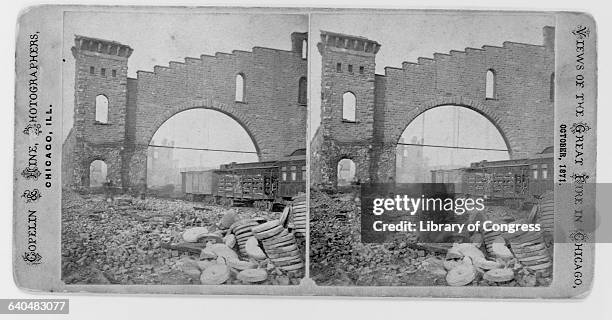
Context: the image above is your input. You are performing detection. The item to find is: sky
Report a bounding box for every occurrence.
[397,106,510,176]
[61,11,306,170]
[150,109,258,169]
[309,12,555,138]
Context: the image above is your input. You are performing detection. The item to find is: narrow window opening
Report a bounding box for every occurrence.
[112,69,117,77]
[235,73,245,102]
[90,66,95,74]
[486,69,496,99]
[531,164,538,180]
[359,66,364,74]
[336,63,342,72]
[290,166,297,181]
[101,68,106,77]
[550,72,555,102]
[298,77,307,105]
[301,39,308,59]
[342,92,356,122]
[541,164,548,180]
[95,94,109,123]
[348,64,353,73]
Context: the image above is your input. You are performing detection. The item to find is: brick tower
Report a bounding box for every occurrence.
[315,31,381,188]
[70,36,133,188]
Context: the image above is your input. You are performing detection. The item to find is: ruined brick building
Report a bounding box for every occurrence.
[310,27,555,188]
[62,33,308,191]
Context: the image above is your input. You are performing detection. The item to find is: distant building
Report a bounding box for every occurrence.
[147,139,180,188]
[396,136,429,183]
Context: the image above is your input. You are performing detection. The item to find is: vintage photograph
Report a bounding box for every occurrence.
[60,11,308,285]
[309,13,556,286]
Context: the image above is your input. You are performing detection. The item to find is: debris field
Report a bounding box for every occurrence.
[309,189,553,287]
[62,191,305,285]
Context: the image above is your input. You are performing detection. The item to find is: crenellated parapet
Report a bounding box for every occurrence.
[72,35,133,59]
[318,31,381,55]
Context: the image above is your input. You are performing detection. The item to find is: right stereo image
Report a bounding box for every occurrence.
[308,13,555,287]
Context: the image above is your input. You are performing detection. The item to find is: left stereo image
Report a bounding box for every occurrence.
[60,11,308,286]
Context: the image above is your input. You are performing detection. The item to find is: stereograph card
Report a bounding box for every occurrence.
[13,5,596,298]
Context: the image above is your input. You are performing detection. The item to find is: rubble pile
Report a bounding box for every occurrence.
[62,190,304,285]
[309,189,553,287]
[441,235,552,287]
[177,196,306,284]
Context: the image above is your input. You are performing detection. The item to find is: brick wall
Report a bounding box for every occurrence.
[312,27,555,188]
[64,33,308,191]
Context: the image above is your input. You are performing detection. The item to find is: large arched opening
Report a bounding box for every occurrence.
[395,105,510,183]
[146,108,259,197]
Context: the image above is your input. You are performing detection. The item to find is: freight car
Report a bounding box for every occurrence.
[181,149,306,210]
[431,148,553,206]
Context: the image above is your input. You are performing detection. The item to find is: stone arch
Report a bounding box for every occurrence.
[391,96,514,156]
[81,152,121,188]
[128,99,268,191]
[376,96,517,183]
[337,157,357,187]
[89,159,108,187]
[140,99,263,158]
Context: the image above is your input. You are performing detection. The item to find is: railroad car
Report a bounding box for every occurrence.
[181,149,306,210]
[431,148,553,205]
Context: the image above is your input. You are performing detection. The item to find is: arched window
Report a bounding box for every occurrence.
[337,158,356,187]
[298,77,307,105]
[89,160,108,187]
[342,92,356,122]
[301,39,308,59]
[235,73,245,102]
[550,72,555,101]
[485,69,496,99]
[95,94,109,123]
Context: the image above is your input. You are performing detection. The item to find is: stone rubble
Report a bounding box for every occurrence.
[310,189,553,287]
[62,190,304,285]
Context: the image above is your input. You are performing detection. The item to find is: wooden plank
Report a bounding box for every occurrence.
[160,242,205,254]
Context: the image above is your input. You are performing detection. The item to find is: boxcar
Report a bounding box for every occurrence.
[181,169,219,202]
[431,149,553,205]
[215,160,280,209]
[181,149,306,210]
